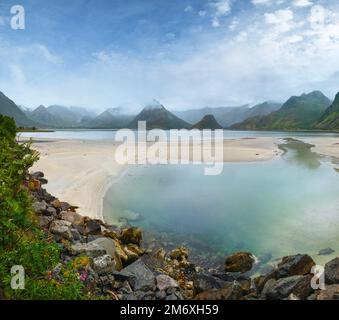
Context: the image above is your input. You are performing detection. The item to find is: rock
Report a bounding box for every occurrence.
[194,281,247,300]
[169,247,188,261]
[312,284,339,300]
[32,201,47,214]
[49,220,72,240]
[276,254,315,278]
[70,242,107,258]
[45,206,57,217]
[325,257,339,284]
[28,179,41,191]
[51,199,61,209]
[90,237,117,257]
[60,211,83,225]
[84,218,102,235]
[70,228,81,241]
[156,275,179,292]
[120,227,142,245]
[38,215,54,228]
[93,255,116,274]
[155,290,167,300]
[225,252,255,273]
[193,273,226,296]
[261,275,313,300]
[253,270,277,293]
[318,248,335,256]
[119,259,156,292]
[31,171,44,179]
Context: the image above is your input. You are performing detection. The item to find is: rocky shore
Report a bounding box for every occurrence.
[27,171,339,300]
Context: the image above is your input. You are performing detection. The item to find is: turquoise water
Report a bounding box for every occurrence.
[103,140,339,264]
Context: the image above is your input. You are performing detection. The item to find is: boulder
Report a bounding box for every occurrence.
[49,220,72,240]
[60,211,83,225]
[325,257,339,284]
[276,254,315,278]
[84,218,102,235]
[318,248,335,256]
[225,252,255,273]
[120,227,142,245]
[92,255,116,274]
[194,281,247,300]
[31,171,44,179]
[312,284,339,300]
[261,275,313,300]
[70,242,107,258]
[156,275,179,292]
[45,206,57,217]
[193,273,226,296]
[38,215,54,228]
[119,259,156,292]
[253,270,277,293]
[32,201,47,214]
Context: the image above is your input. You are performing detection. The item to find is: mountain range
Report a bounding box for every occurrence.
[2,89,339,131]
[231,91,332,130]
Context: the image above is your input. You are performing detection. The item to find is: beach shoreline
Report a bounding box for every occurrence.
[31,137,282,221]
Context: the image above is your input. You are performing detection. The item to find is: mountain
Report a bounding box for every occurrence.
[86,108,134,129]
[129,100,190,130]
[231,91,331,130]
[0,91,36,127]
[317,92,339,130]
[174,102,281,128]
[28,105,64,128]
[191,115,223,130]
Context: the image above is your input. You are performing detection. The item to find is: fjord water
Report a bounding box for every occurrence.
[104,140,339,263]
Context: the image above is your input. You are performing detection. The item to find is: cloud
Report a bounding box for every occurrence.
[184,5,193,13]
[209,0,232,27]
[293,0,313,8]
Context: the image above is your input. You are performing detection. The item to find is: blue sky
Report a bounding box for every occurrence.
[0,0,339,111]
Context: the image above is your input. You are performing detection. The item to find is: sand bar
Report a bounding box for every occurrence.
[31,137,282,220]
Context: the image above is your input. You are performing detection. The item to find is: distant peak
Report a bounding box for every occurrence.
[144,99,165,111]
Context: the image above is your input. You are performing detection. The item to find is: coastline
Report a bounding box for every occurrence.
[31,137,282,221]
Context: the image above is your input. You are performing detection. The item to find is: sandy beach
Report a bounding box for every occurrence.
[31,137,282,221]
[307,137,339,160]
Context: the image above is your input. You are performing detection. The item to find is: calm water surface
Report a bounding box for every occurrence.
[103,139,339,264]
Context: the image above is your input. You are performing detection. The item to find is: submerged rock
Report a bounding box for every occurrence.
[224,252,255,273]
[318,248,335,256]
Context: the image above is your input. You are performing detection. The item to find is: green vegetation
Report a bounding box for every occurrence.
[0,116,86,299]
[232,91,332,131]
[317,92,339,130]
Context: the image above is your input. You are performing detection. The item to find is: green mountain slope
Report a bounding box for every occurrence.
[317,92,339,130]
[0,91,36,127]
[86,108,134,129]
[231,91,331,130]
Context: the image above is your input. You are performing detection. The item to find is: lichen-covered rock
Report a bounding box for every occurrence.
[93,255,116,274]
[50,220,72,240]
[32,201,47,214]
[70,242,107,258]
[261,275,313,300]
[156,275,179,292]
[120,227,142,245]
[276,254,315,278]
[325,257,339,284]
[225,252,255,273]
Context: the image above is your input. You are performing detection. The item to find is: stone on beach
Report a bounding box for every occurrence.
[325,257,339,284]
[224,252,255,273]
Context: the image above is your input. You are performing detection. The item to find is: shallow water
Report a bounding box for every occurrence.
[104,139,339,265]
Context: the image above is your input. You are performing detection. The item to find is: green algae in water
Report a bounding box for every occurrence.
[104,140,339,264]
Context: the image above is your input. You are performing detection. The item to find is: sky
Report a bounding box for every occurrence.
[0,0,339,112]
